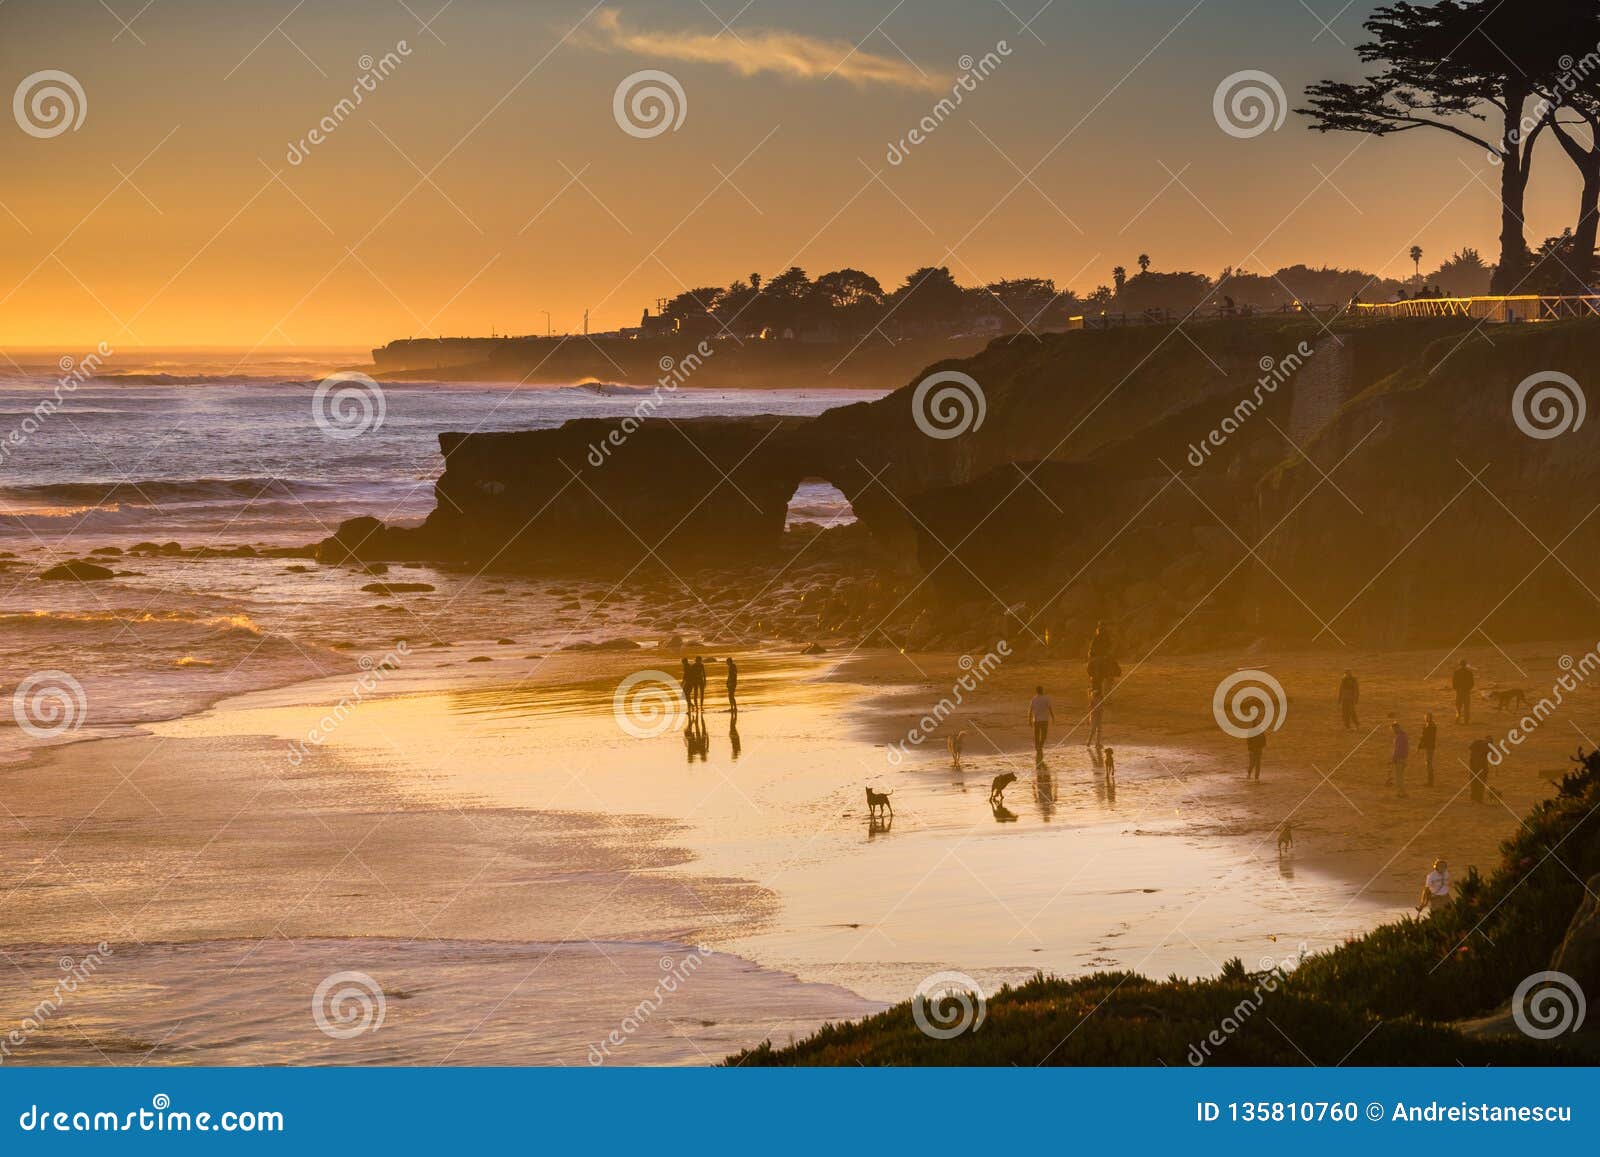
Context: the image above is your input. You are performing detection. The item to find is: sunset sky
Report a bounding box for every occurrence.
[0,0,1587,350]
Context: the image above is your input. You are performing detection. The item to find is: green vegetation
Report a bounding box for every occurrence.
[728,756,1599,1066]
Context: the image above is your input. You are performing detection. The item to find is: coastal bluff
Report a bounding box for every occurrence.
[326,317,1600,649]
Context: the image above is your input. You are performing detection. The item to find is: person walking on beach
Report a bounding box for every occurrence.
[1086,686,1105,749]
[1467,736,1492,803]
[1028,685,1054,767]
[1419,712,1437,786]
[1452,659,1475,724]
[1337,670,1360,730]
[1416,858,1451,914]
[1246,729,1266,781]
[1087,621,1117,694]
[1389,722,1410,796]
[725,656,738,712]
[680,658,694,708]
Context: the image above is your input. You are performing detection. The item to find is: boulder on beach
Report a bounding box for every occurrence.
[561,638,642,652]
[90,546,123,556]
[801,642,826,655]
[40,560,116,582]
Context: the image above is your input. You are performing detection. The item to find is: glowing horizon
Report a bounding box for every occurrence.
[1,0,1589,350]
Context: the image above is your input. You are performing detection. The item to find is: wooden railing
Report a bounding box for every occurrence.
[1353,295,1600,323]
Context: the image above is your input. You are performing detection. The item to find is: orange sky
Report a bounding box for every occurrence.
[0,0,1589,351]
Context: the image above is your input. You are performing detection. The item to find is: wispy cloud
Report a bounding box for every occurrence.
[579,8,943,92]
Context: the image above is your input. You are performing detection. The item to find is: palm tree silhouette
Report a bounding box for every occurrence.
[1113,266,1127,293]
[1409,245,1423,286]
[1137,253,1150,274]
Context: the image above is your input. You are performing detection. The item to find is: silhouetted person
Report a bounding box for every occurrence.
[1389,722,1410,797]
[725,656,738,712]
[681,657,693,707]
[1452,659,1475,724]
[1087,686,1105,749]
[1467,736,1492,803]
[1419,712,1437,786]
[691,656,707,712]
[1246,730,1265,780]
[1337,670,1359,730]
[1028,685,1054,767]
[1087,621,1117,694]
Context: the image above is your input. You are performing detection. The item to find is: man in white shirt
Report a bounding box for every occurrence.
[1028,685,1054,767]
[1416,858,1451,914]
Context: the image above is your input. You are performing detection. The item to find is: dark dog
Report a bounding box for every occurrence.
[989,770,1017,804]
[865,786,894,818]
[1276,821,1294,854]
[1483,688,1529,712]
[947,729,966,767]
[1103,747,1116,780]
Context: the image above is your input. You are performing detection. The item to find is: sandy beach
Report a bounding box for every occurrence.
[5,625,1579,1066]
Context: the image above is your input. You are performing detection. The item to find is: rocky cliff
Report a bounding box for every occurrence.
[327,316,1600,650]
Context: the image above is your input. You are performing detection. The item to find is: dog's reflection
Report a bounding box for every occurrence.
[867,813,894,838]
[990,798,1018,823]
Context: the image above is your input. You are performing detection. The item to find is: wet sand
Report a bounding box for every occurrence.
[2,637,1584,1064]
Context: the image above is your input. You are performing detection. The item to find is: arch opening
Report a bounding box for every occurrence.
[784,478,856,531]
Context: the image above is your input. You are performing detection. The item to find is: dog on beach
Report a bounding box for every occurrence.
[1276,821,1294,854]
[1103,747,1116,780]
[1483,688,1529,712]
[989,770,1017,804]
[865,786,894,818]
[947,729,966,767]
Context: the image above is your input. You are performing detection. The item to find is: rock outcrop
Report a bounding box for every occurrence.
[327,316,1600,649]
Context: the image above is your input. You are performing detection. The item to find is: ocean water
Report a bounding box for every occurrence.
[0,367,882,759]
[0,373,876,547]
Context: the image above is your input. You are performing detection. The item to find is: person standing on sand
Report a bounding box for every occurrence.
[1246,729,1266,781]
[1337,670,1360,730]
[1389,722,1410,796]
[1452,659,1475,724]
[692,657,708,712]
[1086,685,1105,749]
[725,656,738,712]
[1468,736,1492,803]
[1028,685,1054,767]
[1419,712,1437,786]
[681,658,693,708]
